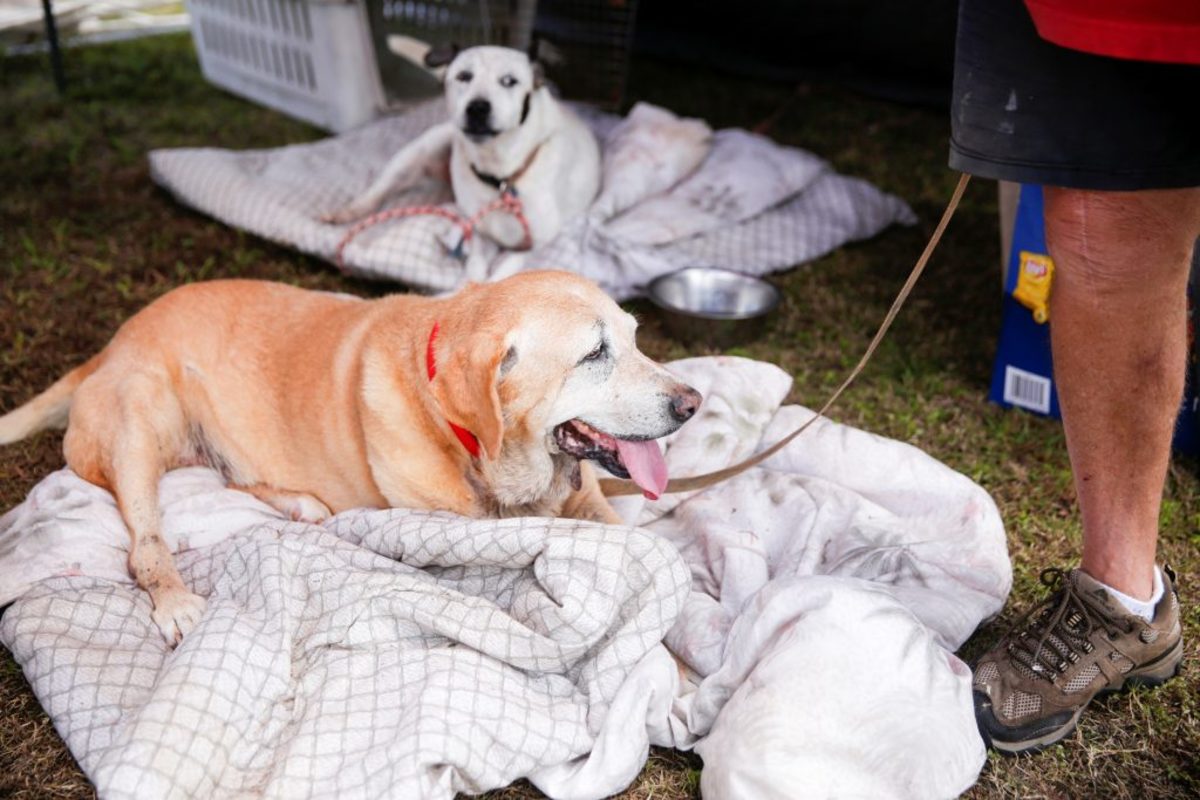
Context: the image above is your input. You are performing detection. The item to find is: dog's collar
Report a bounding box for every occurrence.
[470,141,544,194]
[426,322,482,459]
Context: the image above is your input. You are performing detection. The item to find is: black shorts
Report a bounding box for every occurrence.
[949,0,1200,190]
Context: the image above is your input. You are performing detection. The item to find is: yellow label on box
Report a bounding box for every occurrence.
[1013,251,1054,324]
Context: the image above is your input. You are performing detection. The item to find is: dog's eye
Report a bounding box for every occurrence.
[580,341,606,364]
[499,74,518,88]
[455,70,473,83]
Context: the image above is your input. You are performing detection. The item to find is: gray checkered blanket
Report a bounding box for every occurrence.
[147,102,916,299]
[2,508,688,798]
[0,358,1011,799]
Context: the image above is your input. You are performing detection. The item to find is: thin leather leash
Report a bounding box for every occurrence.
[600,172,972,497]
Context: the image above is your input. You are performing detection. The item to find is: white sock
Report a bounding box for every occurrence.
[1099,567,1163,622]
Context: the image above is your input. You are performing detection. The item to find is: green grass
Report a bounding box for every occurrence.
[2,33,1198,800]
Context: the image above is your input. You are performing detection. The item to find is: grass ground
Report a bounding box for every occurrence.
[1,34,1198,800]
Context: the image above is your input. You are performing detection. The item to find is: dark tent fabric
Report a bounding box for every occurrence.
[634,0,958,107]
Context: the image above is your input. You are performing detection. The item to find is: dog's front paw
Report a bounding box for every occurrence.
[277,493,332,523]
[151,590,207,646]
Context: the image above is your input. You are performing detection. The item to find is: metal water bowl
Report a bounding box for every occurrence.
[647,268,782,347]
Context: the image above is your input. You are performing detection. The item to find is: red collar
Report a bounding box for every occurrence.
[426,322,482,459]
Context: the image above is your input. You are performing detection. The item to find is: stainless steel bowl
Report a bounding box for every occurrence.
[647,268,782,347]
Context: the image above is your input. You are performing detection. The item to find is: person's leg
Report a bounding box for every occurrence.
[953,0,1200,754]
[973,188,1197,753]
[1044,187,1200,599]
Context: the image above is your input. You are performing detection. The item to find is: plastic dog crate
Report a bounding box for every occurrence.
[366,0,538,105]
[186,0,386,132]
[369,0,639,109]
[186,0,638,130]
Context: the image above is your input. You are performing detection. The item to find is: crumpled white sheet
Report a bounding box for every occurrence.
[148,102,917,299]
[0,357,1010,799]
[609,359,1011,799]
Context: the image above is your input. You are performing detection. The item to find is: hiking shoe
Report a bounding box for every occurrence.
[973,565,1183,754]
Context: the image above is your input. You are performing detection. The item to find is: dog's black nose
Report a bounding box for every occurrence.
[466,98,491,120]
[669,386,702,423]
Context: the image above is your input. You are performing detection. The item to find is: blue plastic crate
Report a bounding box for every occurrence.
[988,184,1061,418]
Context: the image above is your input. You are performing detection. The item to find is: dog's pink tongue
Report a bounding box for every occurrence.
[615,438,669,500]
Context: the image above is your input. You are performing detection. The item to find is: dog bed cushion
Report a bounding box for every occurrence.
[147,102,917,299]
[0,357,1010,799]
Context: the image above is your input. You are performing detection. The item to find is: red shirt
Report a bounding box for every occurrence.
[1025,0,1200,64]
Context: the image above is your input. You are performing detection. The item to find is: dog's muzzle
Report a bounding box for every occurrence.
[464,98,496,138]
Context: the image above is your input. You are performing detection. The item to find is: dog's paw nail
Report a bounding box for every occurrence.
[152,591,207,645]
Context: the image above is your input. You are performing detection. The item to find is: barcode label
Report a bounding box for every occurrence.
[1003,366,1052,414]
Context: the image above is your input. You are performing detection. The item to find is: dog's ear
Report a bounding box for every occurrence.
[527,36,562,88]
[428,330,512,460]
[424,42,460,69]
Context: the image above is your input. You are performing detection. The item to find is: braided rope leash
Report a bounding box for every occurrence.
[333,187,533,271]
[600,172,973,497]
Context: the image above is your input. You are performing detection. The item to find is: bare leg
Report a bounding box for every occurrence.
[1045,187,1200,599]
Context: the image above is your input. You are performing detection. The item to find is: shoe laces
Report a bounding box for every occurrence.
[1004,568,1136,683]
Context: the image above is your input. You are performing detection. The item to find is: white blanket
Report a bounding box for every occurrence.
[0,358,1010,799]
[147,102,917,299]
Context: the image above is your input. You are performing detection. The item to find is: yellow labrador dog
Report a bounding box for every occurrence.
[0,271,701,643]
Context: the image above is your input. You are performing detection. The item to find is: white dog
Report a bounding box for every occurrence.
[324,45,602,251]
